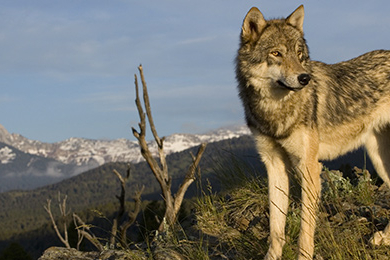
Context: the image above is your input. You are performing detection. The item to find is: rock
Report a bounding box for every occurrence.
[38,247,147,260]
[369,231,390,246]
[38,247,99,260]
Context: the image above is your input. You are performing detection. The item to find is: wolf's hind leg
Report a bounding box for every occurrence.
[365,126,390,245]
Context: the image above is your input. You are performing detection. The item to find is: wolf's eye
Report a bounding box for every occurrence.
[271,51,282,57]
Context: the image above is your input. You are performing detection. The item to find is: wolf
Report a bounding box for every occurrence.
[236,5,390,260]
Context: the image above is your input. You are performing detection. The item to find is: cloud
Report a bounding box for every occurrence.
[0,95,19,103]
[176,36,217,46]
[76,90,135,112]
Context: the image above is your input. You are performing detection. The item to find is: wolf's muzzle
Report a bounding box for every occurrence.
[298,73,311,86]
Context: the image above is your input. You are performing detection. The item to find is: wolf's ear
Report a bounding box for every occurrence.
[286,5,304,32]
[241,7,267,43]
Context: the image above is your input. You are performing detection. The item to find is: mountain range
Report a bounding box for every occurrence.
[0,123,250,192]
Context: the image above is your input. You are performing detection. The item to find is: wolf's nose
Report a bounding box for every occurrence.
[298,74,311,86]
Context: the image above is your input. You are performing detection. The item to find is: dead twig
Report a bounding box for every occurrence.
[119,185,145,246]
[132,65,207,232]
[44,193,71,249]
[73,213,104,251]
[110,165,144,248]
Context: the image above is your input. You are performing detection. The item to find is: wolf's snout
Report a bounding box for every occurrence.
[298,74,311,86]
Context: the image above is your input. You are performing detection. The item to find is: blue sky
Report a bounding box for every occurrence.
[0,0,389,143]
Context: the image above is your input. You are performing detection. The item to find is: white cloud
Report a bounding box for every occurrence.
[76,90,135,112]
[0,95,19,103]
[177,36,217,46]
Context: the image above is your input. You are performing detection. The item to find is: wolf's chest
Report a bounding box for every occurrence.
[246,97,305,138]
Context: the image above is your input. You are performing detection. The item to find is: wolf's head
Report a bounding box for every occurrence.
[236,5,311,94]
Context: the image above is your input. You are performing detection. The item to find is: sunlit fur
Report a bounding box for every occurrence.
[236,5,390,260]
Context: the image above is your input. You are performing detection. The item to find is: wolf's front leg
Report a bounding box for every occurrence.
[255,134,291,260]
[297,160,321,260]
[264,161,290,260]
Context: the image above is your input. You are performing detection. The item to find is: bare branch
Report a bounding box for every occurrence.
[138,65,162,148]
[126,165,131,179]
[131,65,207,233]
[73,213,104,251]
[132,69,167,192]
[110,165,145,248]
[174,143,207,215]
[44,199,71,249]
[133,73,146,138]
[73,215,84,250]
[119,185,145,246]
[110,168,129,247]
[57,193,69,247]
[113,169,126,185]
[137,65,169,184]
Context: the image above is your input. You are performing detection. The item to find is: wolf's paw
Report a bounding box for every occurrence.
[369,230,390,246]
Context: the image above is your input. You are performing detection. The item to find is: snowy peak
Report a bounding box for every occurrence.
[0,124,250,192]
[0,124,250,167]
[11,136,139,167]
[163,126,250,153]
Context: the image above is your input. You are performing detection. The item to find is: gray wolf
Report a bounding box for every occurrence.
[236,5,390,260]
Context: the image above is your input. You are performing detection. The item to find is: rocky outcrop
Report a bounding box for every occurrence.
[38,246,190,260]
[38,247,147,260]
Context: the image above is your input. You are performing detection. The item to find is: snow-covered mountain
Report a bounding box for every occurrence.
[0,124,250,167]
[0,124,250,191]
[0,142,81,192]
